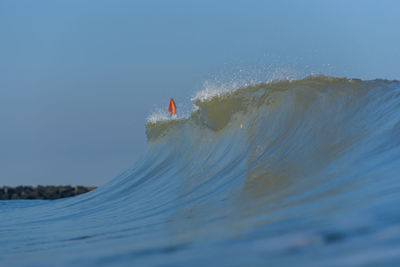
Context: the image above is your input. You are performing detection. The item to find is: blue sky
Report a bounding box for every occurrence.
[1,0,399,186]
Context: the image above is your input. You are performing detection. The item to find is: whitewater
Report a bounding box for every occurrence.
[1,75,400,266]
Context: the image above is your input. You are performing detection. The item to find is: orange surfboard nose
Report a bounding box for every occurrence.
[168,98,176,115]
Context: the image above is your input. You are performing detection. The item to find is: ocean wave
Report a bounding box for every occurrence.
[2,75,400,266]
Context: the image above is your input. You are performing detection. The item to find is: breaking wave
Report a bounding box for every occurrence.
[2,75,400,266]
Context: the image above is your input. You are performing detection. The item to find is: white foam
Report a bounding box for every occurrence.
[190,67,297,103]
[191,80,245,102]
[147,105,189,124]
[147,109,174,124]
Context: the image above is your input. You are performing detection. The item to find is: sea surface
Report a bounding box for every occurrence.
[2,76,400,266]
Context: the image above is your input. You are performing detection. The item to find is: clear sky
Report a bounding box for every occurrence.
[1,0,399,186]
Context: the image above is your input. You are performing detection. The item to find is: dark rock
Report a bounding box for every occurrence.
[0,186,97,200]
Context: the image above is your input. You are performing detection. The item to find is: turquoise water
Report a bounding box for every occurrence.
[2,76,400,266]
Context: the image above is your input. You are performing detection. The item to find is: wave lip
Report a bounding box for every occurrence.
[146,75,400,142]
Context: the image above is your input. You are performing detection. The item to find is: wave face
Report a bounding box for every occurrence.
[2,76,400,266]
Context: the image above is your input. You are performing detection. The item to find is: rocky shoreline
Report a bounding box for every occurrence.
[0,186,97,200]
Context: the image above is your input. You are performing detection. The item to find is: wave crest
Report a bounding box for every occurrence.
[146,75,398,142]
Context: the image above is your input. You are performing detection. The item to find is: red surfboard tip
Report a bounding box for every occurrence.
[168,98,176,115]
